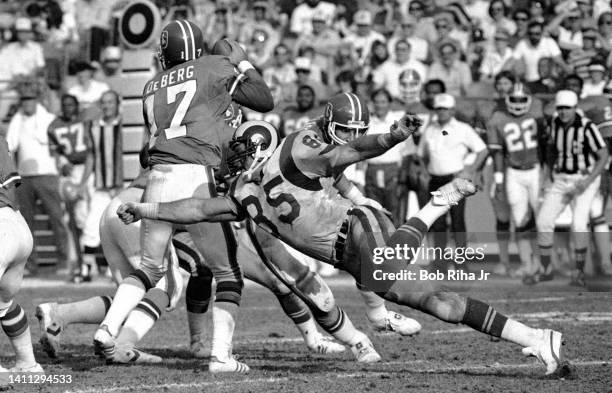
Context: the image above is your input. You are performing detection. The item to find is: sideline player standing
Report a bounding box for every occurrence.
[529,90,609,286]
[94,19,273,373]
[0,134,43,374]
[487,84,544,279]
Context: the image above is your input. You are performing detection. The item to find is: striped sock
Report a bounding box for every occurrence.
[1,303,36,368]
[276,292,315,347]
[575,247,587,272]
[322,307,363,346]
[539,245,552,271]
[461,298,508,338]
[116,288,167,347]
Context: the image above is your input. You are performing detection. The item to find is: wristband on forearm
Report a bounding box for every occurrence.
[345,184,367,205]
[139,203,159,219]
[238,60,255,73]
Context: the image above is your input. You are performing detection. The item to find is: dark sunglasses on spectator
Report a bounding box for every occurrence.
[275,50,288,55]
[440,49,455,55]
[528,30,542,35]
[402,23,414,28]
[492,7,504,12]
[409,6,422,11]
[296,69,310,74]
[515,16,528,21]
[600,20,612,25]
[435,23,449,29]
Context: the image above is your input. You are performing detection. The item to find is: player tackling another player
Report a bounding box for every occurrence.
[119,93,568,376]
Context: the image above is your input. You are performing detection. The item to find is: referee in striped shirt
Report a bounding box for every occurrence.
[528,90,609,286]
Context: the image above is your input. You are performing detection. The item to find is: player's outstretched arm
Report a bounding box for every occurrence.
[326,114,421,175]
[117,197,239,225]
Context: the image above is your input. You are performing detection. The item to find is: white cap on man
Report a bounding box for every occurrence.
[555,90,578,107]
[433,93,456,109]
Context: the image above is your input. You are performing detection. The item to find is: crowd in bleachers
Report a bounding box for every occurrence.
[1,0,611,283]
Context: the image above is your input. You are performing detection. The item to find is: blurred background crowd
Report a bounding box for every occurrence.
[0,0,611,282]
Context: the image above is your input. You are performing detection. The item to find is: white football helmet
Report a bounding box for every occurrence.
[506,83,532,116]
[228,120,279,180]
[398,69,422,103]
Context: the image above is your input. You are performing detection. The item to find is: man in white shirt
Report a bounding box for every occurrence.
[417,94,488,270]
[67,61,110,120]
[511,21,567,82]
[6,88,69,275]
[373,40,427,100]
[387,15,429,63]
[0,17,45,91]
[290,0,336,36]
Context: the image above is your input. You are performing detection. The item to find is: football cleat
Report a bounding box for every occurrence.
[93,325,116,360]
[9,363,44,373]
[369,311,421,336]
[308,334,346,354]
[209,355,250,373]
[111,346,162,364]
[35,302,63,358]
[569,269,586,287]
[522,329,566,375]
[190,340,210,359]
[522,265,554,285]
[351,336,381,363]
[431,178,476,206]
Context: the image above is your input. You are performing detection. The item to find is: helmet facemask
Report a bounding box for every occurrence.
[228,121,278,180]
[506,83,532,116]
[326,121,369,145]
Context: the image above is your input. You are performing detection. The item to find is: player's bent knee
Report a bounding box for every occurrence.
[419,290,466,323]
[129,269,159,291]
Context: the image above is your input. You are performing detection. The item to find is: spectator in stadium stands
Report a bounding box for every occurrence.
[463,0,490,26]
[343,10,385,67]
[417,93,488,269]
[372,40,427,100]
[479,29,514,82]
[247,29,273,70]
[262,43,297,86]
[329,45,360,85]
[546,7,584,51]
[526,57,562,95]
[582,63,608,97]
[370,0,403,37]
[509,9,530,47]
[428,41,472,97]
[280,84,320,137]
[286,57,328,106]
[363,40,388,81]
[334,70,357,95]
[95,46,123,93]
[529,0,546,22]
[74,0,113,61]
[0,17,45,91]
[6,84,68,275]
[481,0,516,42]
[432,11,468,55]
[238,1,279,51]
[511,20,566,82]
[67,61,109,120]
[294,13,342,76]
[290,0,335,36]
[598,12,612,46]
[296,46,324,84]
[387,14,429,63]
[365,88,409,225]
[203,3,237,49]
[407,0,436,44]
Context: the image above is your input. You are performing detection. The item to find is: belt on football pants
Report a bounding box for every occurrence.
[332,218,351,265]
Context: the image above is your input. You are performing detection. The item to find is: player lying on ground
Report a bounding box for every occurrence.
[38,182,418,366]
[120,97,568,376]
[0,135,43,375]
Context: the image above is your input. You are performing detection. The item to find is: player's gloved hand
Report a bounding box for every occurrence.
[226,39,249,66]
[117,202,144,224]
[390,114,422,141]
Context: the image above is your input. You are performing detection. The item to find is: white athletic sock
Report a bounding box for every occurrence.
[500,319,542,348]
[517,237,532,269]
[358,289,387,322]
[413,202,450,228]
[10,327,37,369]
[295,318,320,348]
[101,279,145,337]
[187,311,208,343]
[331,311,365,346]
[116,309,156,347]
[58,296,111,325]
[210,303,238,361]
[593,222,611,267]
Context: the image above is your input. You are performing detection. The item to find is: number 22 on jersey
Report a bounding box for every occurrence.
[503,118,537,153]
[144,80,197,148]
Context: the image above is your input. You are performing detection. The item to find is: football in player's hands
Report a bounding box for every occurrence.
[212,39,248,66]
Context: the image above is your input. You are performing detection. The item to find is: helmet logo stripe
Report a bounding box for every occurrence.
[175,20,190,61]
[183,20,196,61]
[352,93,362,122]
[344,92,356,122]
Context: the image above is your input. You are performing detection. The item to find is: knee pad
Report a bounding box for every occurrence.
[186,274,213,313]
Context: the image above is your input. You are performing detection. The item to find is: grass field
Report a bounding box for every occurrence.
[2,273,611,393]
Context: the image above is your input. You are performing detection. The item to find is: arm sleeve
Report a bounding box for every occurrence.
[585,122,606,152]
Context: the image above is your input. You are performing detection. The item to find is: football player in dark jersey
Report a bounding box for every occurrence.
[94,20,273,373]
[121,93,567,376]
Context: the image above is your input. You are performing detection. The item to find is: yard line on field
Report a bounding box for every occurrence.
[64,359,611,393]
